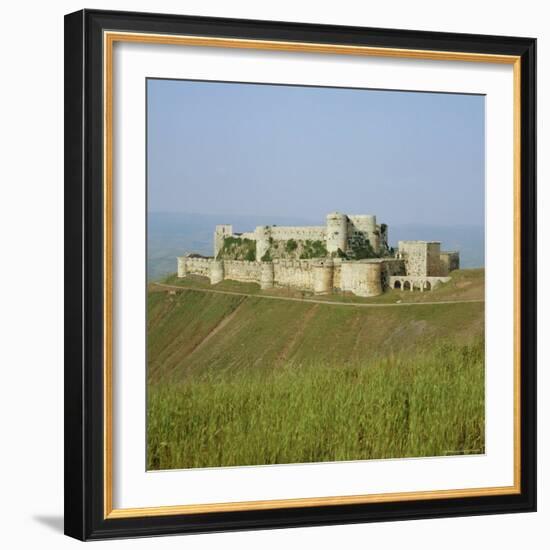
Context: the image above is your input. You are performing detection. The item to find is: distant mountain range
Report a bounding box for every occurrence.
[147,212,484,281]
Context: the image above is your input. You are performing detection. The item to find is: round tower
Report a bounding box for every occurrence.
[341,260,383,297]
[210,260,224,285]
[313,259,334,294]
[355,261,383,297]
[177,257,187,278]
[349,215,379,253]
[363,261,383,296]
[260,261,275,289]
[326,212,348,254]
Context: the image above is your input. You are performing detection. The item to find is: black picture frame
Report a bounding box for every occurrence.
[64,9,536,541]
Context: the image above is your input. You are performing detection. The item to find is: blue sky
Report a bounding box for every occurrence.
[147,79,485,227]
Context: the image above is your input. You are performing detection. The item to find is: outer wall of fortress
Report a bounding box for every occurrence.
[177,256,406,297]
[177,213,460,298]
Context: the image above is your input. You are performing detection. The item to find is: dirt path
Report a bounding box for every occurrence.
[152,282,484,308]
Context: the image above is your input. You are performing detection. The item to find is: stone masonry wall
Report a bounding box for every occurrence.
[398,241,427,276]
[178,255,408,298]
[223,260,261,283]
[439,251,460,275]
[179,256,318,292]
[340,261,383,297]
[426,242,442,276]
[273,260,314,290]
[380,258,406,290]
[332,260,342,289]
[383,258,407,277]
[238,231,256,240]
[268,226,326,241]
[181,257,213,278]
[398,241,441,277]
[178,241,449,297]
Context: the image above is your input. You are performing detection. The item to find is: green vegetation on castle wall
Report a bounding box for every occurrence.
[299,239,328,259]
[285,239,298,253]
[217,236,256,261]
[256,238,328,261]
[350,238,378,260]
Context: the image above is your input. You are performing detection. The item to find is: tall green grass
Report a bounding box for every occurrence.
[147,339,484,470]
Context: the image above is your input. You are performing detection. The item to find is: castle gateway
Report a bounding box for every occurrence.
[177,213,459,297]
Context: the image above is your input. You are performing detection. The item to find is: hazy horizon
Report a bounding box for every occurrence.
[147,79,485,228]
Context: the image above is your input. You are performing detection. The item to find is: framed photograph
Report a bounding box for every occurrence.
[64,9,536,540]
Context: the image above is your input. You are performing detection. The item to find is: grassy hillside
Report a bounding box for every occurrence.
[147,273,485,470]
[148,281,484,383]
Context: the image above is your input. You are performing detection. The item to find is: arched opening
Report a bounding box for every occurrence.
[394,280,402,290]
[403,280,411,291]
[425,281,432,291]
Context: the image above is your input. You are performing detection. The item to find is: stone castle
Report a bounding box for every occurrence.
[177,212,459,297]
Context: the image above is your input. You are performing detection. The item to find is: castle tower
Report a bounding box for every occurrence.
[214,225,233,257]
[349,214,377,233]
[360,262,383,297]
[326,212,348,254]
[210,260,224,285]
[340,260,383,297]
[177,256,187,278]
[348,214,379,253]
[313,259,334,294]
[398,241,441,277]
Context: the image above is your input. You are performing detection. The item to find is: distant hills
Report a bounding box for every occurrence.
[147,212,485,281]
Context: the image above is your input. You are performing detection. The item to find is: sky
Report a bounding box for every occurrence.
[147,78,485,228]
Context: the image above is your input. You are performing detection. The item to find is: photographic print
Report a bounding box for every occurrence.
[146,79,486,471]
[65,11,536,539]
